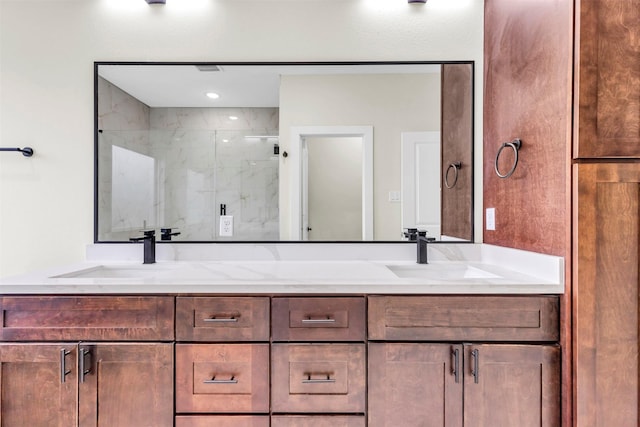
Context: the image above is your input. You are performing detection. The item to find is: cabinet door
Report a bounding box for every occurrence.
[575,0,640,158]
[463,344,560,427]
[368,343,462,427]
[575,163,640,425]
[78,343,173,427]
[0,343,78,427]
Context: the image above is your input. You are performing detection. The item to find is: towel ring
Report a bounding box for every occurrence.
[494,139,522,179]
[444,162,462,189]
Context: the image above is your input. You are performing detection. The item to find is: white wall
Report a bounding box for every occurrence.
[279,73,441,240]
[0,0,484,277]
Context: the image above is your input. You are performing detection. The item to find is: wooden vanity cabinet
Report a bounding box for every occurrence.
[271,297,366,422]
[174,297,271,425]
[0,296,175,427]
[368,296,561,427]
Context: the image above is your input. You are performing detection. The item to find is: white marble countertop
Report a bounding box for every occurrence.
[0,243,564,295]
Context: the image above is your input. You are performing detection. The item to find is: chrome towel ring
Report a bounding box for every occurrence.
[494,138,522,179]
[444,161,462,189]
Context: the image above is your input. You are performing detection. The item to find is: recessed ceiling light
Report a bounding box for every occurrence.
[229,116,239,121]
[206,92,220,99]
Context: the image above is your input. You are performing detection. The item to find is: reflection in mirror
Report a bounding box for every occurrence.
[95,62,473,243]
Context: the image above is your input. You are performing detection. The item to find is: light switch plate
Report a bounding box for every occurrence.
[486,208,496,231]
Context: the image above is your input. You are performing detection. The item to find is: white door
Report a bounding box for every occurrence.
[401,131,441,239]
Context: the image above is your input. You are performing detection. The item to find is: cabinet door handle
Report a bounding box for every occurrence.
[60,348,71,384]
[451,347,460,383]
[79,347,91,383]
[302,373,336,383]
[204,375,238,384]
[203,316,238,323]
[301,316,336,324]
[470,348,479,384]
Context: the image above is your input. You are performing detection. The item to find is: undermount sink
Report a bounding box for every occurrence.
[51,264,180,279]
[386,263,501,280]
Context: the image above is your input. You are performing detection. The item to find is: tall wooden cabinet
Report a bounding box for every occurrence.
[574,163,640,426]
[572,0,640,426]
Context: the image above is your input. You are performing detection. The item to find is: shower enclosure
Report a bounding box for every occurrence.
[97,128,279,241]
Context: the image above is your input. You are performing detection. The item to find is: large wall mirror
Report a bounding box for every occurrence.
[95,62,474,243]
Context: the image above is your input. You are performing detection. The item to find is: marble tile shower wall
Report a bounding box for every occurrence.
[149,107,279,241]
[98,76,280,241]
[97,77,152,240]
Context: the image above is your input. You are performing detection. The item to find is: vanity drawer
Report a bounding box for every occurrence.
[271,416,366,427]
[271,343,366,413]
[272,297,366,342]
[175,415,269,427]
[0,296,174,341]
[175,344,269,413]
[176,297,270,342]
[368,296,559,342]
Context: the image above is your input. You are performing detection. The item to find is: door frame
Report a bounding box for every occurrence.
[289,126,374,240]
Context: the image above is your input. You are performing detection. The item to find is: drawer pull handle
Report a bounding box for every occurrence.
[302,373,336,383]
[60,349,71,384]
[470,348,479,384]
[451,347,460,384]
[301,316,336,324]
[203,316,238,323]
[204,375,238,384]
[79,347,92,383]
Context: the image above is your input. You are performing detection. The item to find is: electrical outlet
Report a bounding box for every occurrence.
[388,191,401,202]
[219,215,233,237]
[486,208,496,231]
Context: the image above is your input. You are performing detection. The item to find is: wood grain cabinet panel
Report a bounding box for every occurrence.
[0,296,174,341]
[575,0,640,158]
[271,343,366,414]
[176,297,269,342]
[369,343,560,427]
[441,63,473,241]
[272,297,365,342]
[78,342,173,427]
[574,163,640,426]
[175,416,269,427]
[368,296,559,342]
[483,0,573,256]
[368,343,463,427]
[272,415,366,427]
[463,344,560,427]
[0,343,79,427]
[176,344,269,413]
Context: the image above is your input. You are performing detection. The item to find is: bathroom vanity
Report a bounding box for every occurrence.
[0,244,563,427]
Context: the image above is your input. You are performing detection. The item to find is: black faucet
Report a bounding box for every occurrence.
[417,231,429,264]
[160,228,181,241]
[130,230,156,264]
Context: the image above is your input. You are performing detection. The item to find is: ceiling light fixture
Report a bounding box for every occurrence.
[145,0,166,4]
[206,92,220,99]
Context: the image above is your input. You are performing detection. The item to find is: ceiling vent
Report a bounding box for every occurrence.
[196,65,223,72]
